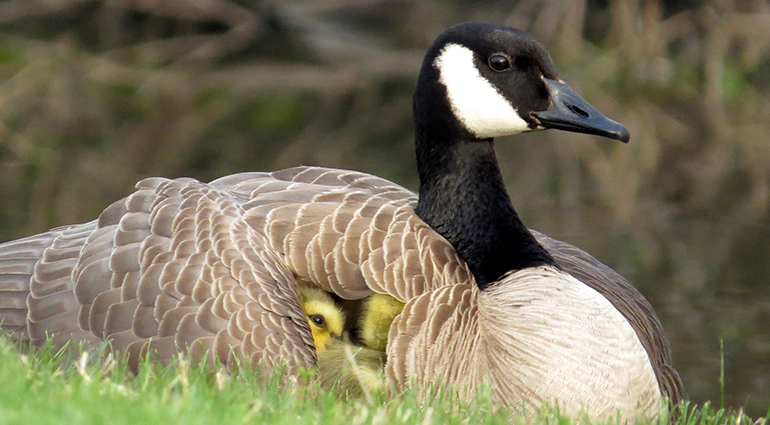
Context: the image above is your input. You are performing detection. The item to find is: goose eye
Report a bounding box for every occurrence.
[310,315,325,327]
[488,54,511,71]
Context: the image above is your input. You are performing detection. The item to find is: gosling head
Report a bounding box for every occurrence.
[414,22,630,143]
[296,285,346,353]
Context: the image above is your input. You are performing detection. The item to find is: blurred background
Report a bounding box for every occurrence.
[0,0,769,416]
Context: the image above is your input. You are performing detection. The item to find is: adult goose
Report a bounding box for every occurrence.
[0,23,682,419]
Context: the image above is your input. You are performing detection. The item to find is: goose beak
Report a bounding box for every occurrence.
[532,78,630,143]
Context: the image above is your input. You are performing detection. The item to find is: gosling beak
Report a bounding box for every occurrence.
[532,78,630,143]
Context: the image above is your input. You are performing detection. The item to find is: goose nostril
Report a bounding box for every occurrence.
[567,104,589,118]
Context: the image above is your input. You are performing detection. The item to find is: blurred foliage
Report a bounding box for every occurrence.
[1,0,770,416]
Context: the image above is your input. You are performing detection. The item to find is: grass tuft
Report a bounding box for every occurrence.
[0,336,762,425]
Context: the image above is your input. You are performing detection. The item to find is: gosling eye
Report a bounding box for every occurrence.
[488,54,512,72]
[310,315,326,327]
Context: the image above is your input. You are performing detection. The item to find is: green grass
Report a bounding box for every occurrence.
[0,337,760,425]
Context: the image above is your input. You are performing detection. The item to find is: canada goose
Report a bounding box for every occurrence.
[0,22,682,419]
[296,285,345,354]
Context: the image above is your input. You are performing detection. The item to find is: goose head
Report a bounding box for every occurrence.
[413,23,630,288]
[414,22,629,143]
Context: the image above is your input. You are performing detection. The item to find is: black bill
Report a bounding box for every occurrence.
[532,78,630,143]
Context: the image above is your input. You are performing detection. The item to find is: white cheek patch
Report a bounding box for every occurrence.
[435,43,530,138]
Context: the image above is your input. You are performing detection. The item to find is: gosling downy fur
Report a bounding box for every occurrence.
[317,340,386,398]
[0,22,682,420]
[359,294,404,352]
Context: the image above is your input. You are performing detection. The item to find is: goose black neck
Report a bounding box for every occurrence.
[414,130,557,290]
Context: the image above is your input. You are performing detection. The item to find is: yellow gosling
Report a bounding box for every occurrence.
[295,285,386,399]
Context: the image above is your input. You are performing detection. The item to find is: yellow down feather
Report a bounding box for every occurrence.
[360,293,405,352]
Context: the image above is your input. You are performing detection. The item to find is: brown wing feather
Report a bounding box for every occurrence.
[0,175,318,377]
[27,223,103,347]
[232,167,470,302]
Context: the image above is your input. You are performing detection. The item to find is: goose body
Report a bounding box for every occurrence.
[0,23,682,420]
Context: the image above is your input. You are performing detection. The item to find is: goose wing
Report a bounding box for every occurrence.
[214,166,473,301]
[0,227,100,347]
[531,230,684,403]
[0,166,472,373]
[0,177,316,375]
